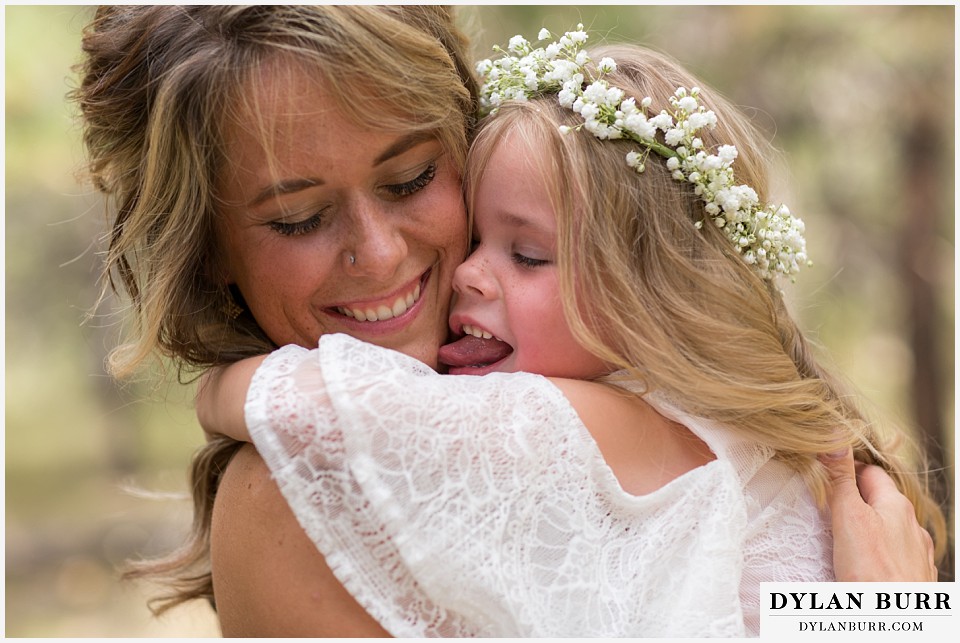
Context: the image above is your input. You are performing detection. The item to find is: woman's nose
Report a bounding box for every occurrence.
[452,246,496,299]
[343,200,407,280]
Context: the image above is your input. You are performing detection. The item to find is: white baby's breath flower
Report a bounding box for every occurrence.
[524,71,539,90]
[606,86,624,105]
[579,102,600,121]
[649,113,674,131]
[687,112,712,131]
[623,114,655,140]
[582,81,610,105]
[568,26,587,43]
[678,96,698,112]
[698,154,722,172]
[717,145,738,164]
[665,128,685,146]
[598,57,617,73]
[508,35,528,53]
[538,28,551,40]
[585,119,617,139]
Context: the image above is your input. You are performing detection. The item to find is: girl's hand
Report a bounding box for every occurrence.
[822,448,937,582]
[196,355,268,443]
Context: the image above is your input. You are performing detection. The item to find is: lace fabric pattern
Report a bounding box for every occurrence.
[245,334,833,637]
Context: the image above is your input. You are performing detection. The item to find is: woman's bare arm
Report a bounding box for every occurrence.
[210,444,391,637]
[822,448,937,582]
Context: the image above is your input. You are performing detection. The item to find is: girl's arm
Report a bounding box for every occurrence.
[196,355,268,443]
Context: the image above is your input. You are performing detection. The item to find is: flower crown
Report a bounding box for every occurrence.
[476,26,810,282]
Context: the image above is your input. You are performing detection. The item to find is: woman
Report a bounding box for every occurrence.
[72,5,938,637]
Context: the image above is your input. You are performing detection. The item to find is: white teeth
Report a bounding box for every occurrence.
[337,280,423,322]
[462,324,495,340]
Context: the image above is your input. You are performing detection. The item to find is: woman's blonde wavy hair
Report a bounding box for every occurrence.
[464,44,947,563]
[72,4,478,613]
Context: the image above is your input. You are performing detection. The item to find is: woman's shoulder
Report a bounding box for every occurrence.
[211,444,391,636]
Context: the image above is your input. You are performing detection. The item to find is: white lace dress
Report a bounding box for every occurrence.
[245,334,834,637]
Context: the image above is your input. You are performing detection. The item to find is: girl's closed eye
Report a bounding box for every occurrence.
[384,162,437,197]
[512,252,549,268]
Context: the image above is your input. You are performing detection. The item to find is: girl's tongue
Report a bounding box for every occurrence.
[438,334,513,370]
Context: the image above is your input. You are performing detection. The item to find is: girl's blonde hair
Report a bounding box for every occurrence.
[72,4,478,613]
[465,43,946,561]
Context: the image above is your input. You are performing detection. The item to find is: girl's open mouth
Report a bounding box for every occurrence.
[438,326,514,374]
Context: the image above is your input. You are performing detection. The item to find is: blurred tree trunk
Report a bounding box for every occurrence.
[898,88,954,580]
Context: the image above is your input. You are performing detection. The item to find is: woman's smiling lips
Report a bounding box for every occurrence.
[328,268,431,330]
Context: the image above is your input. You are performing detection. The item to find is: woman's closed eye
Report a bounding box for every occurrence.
[268,209,327,237]
[384,162,436,197]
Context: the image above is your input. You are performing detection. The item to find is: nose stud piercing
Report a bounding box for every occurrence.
[349,254,356,265]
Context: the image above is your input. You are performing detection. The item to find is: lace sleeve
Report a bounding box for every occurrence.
[738,458,835,634]
[244,334,588,636]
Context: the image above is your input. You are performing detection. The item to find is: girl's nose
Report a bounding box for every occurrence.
[452,246,497,299]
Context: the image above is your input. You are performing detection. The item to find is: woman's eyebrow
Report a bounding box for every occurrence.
[373,132,435,166]
[246,133,435,207]
[249,177,322,207]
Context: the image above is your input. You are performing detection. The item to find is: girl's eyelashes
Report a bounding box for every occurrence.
[384,162,437,197]
[268,210,326,237]
[467,235,549,268]
[512,253,549,268]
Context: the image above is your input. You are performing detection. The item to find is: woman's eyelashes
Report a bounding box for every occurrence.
[384,162,436,197]
[269,210,327,237]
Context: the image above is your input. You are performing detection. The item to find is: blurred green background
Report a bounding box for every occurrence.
[5,5,954,637]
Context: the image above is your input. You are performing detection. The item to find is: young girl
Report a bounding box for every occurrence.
[197,29,945,637]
